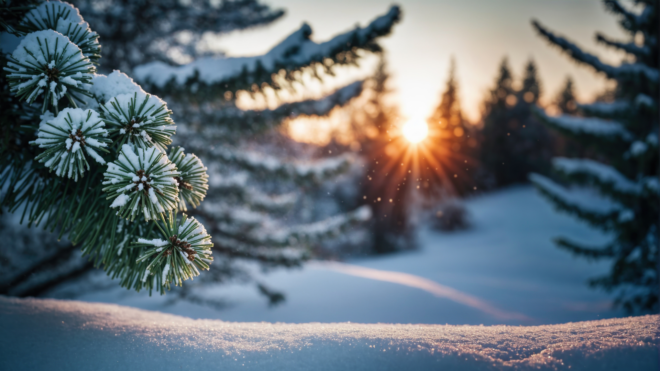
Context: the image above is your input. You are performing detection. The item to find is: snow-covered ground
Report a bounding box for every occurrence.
[60,187,622,326]
[1,296,657,371]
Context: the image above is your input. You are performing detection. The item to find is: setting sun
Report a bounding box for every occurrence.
[402,119,429,144]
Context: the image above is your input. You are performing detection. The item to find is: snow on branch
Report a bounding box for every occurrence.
[208,171,297,212]
[208,147,354,184]
[578,93,656,119]
[529,173,627,229]
[596,33,651,59]
[535,108,632,142]
[205,204,371,251]
[531,20,658,83]
[187,80,363,137]
[552,157,641,199]
[603,0,651,33]
[578,101,630,118]
[133,6,400,92]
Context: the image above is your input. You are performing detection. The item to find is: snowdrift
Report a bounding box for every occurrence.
[0,296,657,370]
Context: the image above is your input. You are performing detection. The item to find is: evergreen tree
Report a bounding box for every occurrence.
[555,76,579,115]
[479,58,553,188]
[356,55,413,254]
[425,58,477,197]
[551,76,589,158]
[0,1,401,299]
[478,58,516,188]
[530,0,658,312]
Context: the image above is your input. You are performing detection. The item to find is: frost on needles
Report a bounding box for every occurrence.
[0,0,211,294]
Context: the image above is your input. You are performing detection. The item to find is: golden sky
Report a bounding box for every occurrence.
[214,0,628,124]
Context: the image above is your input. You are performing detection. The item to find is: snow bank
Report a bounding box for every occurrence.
[0,296,657,371]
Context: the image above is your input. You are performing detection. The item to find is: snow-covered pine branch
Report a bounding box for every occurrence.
[595,32,651,60]
[102,145,180,221]
[1,1,213,296]
[133,6,400,95]
[33,108,110,181]
[20,1,101,64]
[5,29,95,112]
[73,0,286,72]
[175,80,364,140]
[101,92,176,151]
[206,147,354,184]
[534,107,632,143]
[529,173,627,228]
[168,147,209,211]
[207,171,297,213]
[531,20,658,84]
[134,213,213,293]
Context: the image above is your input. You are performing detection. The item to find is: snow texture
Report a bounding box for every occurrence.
[22,1,83,26]
[0,296,657,371]
[133,7,399,88]
[82,71,145,109]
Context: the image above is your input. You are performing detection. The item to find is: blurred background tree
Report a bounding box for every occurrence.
[424,58,478,198]
[479,58,554,189]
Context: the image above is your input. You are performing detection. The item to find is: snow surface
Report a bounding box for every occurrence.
[62,187,626,326]
[0,296,657,371]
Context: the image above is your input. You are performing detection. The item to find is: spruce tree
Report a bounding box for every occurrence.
[478,58,516,188]
[356,55,413,254]
[530,0,658,312]
[479,58,553,188]
[425,58,477,197]
[551,76,589,158]
[1,1,402,299]
[555,77,579,115]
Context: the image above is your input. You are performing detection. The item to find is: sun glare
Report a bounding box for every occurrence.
[402,119,429,144]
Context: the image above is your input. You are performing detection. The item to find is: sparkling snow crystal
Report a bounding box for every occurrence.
[33,108,109,181]
[102,144,179,221]
[101,91,176,151]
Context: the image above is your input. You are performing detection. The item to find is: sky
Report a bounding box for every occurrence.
[213,0,628,123]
